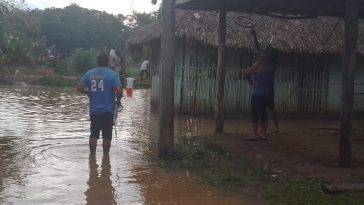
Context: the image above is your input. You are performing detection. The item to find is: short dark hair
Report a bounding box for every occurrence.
[97,53,109,67]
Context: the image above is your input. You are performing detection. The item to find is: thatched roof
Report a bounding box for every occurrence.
[176,0,364,19]
[129,9,364,54]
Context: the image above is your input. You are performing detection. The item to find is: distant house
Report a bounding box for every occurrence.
[129,9,364,115]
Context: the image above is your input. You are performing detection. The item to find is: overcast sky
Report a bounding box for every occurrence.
[25,0,160,15]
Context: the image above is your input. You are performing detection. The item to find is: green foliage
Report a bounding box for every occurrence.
[0,1,45,66]
[33,4,129,58]
[0,1,158,75]
[126,66,139,79]
[123,11,159,29]
[31,76,78,87]
[53,58,70,75]
[69,48,98,74]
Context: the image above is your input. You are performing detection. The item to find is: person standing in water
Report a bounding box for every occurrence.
[77,53,122,154]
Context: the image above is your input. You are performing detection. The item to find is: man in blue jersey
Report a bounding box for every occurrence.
[77,53,122,155]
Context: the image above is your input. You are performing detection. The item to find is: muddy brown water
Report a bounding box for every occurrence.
[0,86,265,205]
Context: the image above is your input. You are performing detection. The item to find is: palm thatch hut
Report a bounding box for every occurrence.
[129,9,364,116]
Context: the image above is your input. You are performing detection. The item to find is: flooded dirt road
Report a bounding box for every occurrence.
[0,86,265,205]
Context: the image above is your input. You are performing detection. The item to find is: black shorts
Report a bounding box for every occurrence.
[251,94,268,123]
[266,90,275,109]
[90,112,113,140]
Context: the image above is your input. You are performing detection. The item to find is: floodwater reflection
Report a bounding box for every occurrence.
[85,154,116,205]
[0,86,265,205]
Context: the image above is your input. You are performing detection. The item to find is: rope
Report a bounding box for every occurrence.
[321,19,341,51]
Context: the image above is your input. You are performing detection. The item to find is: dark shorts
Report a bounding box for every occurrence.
[266,90,275,109]
[90,112,113,140]
[251,94,268,124]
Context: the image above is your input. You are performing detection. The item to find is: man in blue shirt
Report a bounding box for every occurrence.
[243,45,275,141]
[243,27,279,141]
[77,53,122,155]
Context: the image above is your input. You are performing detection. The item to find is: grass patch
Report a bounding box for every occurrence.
[127,67,140,80]
[32,76,78,87]
[160,137,364,204]
[160,137,271,191]
[265,179,364,205]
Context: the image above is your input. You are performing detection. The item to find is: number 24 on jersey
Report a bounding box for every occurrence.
[91,79,104,91]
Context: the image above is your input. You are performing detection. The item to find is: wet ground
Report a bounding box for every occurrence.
[0,86,265,205]
[212,115,364,181]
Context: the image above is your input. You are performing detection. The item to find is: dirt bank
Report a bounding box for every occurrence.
[211,116,364,181]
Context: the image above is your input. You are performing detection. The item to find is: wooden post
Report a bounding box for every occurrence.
[158,0,175,158]
[339,0,358,167]
[214,8,227,133]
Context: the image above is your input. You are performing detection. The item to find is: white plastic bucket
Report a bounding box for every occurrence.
[125,77,135,97]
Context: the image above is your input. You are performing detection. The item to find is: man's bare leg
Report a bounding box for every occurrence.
[268,107,279,133]
[260,122,268,137]
[244,122,259,141]
[103,139,111,155]
[89,137,97,154]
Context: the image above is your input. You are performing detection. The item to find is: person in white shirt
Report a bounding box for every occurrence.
[140,59,151,80]
[109,49,120,73]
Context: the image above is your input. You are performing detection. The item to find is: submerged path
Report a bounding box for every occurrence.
[0,86,265,205]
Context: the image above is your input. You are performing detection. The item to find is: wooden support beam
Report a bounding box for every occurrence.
[214,7,227,133]
[339,0,358,167]
[159,0,176,158]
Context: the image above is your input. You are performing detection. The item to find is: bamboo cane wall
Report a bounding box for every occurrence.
[151,41,331,115]
[326,55,364,113]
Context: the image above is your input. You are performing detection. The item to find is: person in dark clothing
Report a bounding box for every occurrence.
[244,27,279,140]
[243,47,275,141]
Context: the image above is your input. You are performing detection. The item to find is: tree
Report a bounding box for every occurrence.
[122,10,160,29]
[33,4,129,58]
[0,0,44,66]
[69,48,98,74]
[121,10,160,65]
